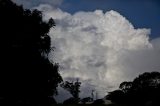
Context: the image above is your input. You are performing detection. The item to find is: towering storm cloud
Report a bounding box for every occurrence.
[35,5,160,100]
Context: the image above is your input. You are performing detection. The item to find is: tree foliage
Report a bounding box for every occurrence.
[61,79,81,104]
[119,81,132,93]
[81,97,93,104]
[92,99,105,104]
[0,0,62,105]
[107,72,160,105]
[63,97,79,105]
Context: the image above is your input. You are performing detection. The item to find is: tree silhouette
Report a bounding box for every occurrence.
[61,79,81,104]
[92,99,105,104]
[63,97,79,105]
[81,97,93,104]
[119,81,132,93]
[130,72,160,105]
[107,90,125,104]
[107,72,160,105]
[0,0,62,105]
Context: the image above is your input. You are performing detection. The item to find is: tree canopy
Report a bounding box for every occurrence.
[0,0,62,105]
[61,79,81,104]
[107,72,160,105]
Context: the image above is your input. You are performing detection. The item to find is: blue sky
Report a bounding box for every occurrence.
[59,0,160,39]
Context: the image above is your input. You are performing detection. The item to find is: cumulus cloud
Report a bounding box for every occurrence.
[35,5,160,101]
[12,0,63,8]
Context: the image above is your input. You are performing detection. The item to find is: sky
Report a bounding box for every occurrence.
[60,0,160,38]
[13,0,160,38]
[12,0,160,102]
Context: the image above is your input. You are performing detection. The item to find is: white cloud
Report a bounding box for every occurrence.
[36,5,160,101]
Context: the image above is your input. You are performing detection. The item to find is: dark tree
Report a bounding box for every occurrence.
[132,72,160,90]
[81,97,93,104]
[0,0,62,105]
[63,97,78,105]
[107,72,160,105]
[107,90,125,104]
[92,99,105,104]
[130,72,160,105]
[61,79,81,104]
[119,81,132,93]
